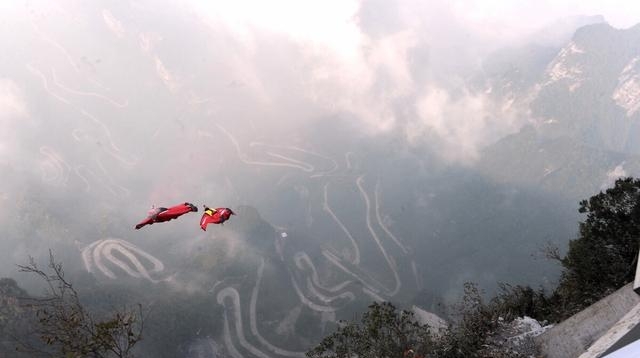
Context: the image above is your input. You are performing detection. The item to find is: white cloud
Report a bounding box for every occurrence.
[602,163,627,189]
[300,29,419,134]
[192,0,362,60]
[102,9,125,38]
[190,0,540,159]
[412,84,529,162]
[183,0,640,161]
[0,79,27,120]
[453,0,640,34]
[0,79,28,161]
[413,87,488,161]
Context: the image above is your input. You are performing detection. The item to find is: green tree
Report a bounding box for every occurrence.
[306,302,434,358]
[17,251,144,358]
[307,285,543,358]
[554,177,640,316]
[309,178,640,357]
[433,283,498,358]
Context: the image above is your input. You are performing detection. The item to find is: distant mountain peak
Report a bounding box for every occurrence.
[529,17,640,153]
[527,15,606,47]
[572,21,616,43]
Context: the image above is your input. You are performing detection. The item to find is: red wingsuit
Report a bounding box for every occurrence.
[200,207,235,231]
[135,202,198,230]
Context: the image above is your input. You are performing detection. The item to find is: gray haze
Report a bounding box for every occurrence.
[1,1,640,356]
[0,0,535,279]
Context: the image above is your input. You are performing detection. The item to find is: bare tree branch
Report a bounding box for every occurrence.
[17,250,144,358]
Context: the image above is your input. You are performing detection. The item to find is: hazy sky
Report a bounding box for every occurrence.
[192,0,640,53]
[2,0,639,165]
[1,0,638,293]
[186,0,640,161]
[2,7,640,357]
[453,0,640,30]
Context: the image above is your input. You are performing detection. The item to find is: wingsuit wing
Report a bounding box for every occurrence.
[200,207,235,231]
[200,215,212,231]
[135,202,198,230]
[155,202,198,222]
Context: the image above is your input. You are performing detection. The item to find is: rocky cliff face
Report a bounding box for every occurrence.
[476,22,640,200]
[532,23,640,153]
